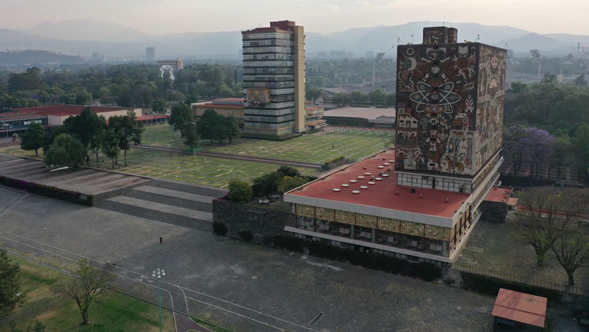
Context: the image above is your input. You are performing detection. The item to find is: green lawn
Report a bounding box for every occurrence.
[141,124,391,163]
[0,255,175,332]
[2,125,390,188]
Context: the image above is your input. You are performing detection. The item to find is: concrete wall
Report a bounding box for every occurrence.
[294,25,306,133]
[213,199,293,244]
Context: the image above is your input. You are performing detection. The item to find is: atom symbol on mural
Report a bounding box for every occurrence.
[409,82,461,114]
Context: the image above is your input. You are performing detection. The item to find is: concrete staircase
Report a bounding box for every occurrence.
[97,180,227,232]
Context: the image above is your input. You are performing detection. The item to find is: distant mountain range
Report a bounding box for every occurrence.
[1,19,588,61]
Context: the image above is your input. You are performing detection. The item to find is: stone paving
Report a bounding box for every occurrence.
[0,187,583,332]
[0,153,148,195]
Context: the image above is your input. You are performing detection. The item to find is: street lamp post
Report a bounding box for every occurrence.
[152,268,166,332]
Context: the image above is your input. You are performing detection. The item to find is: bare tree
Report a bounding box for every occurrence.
[552,223,589,287]
[514,188,587,266]
[64,259,117,325]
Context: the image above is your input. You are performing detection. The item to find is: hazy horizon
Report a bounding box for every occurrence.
[1,0,588,36]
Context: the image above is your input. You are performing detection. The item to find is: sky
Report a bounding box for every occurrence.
[1,0,588,36]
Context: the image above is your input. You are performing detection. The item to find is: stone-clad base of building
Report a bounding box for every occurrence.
[212,197,481,264]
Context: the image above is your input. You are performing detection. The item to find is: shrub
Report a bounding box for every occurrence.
[238,230,254,242]
[323,156,345,166]
[212,222,227,236]
[227,179,252,203]
[277,166,300,178]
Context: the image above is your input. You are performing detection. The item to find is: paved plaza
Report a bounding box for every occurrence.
[0,187,582,332]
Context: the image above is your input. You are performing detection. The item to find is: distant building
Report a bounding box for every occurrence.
[0,105,142,135]
[192,98,324,130]
[346,52,354,59]
[284,27,509,264]
[241,20,305,138]
[92,53,100,61]
[192,98,245,128]
[146,47,156,62]
[330,51,346,59]
[366,51,375,59]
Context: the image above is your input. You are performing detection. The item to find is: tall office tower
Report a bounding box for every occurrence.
[241,20,305,138]
[146,47,156,62]
[395,26,507,196]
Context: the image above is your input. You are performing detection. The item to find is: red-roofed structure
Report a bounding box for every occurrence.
[283,25,507,263]
[14,105,134,117]
[492,288,547,329]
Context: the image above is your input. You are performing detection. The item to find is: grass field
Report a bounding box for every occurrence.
[141,124,390,163]
[3,147,315,188]
[2,125,390,188]
[0,255,174,332]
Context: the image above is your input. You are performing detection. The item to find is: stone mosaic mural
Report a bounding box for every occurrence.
[396,37,506,177]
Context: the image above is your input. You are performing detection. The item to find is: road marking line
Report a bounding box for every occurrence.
[186,296,285,332]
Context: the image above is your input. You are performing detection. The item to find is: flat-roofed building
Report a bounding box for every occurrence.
[241,20,305,138]
[284,27,508,263]
[192,98,245,128]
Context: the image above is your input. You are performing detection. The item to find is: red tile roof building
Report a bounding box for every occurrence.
[284,27,508,263]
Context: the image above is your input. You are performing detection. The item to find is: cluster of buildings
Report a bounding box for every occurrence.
[284,26,512,264]
[0,105,167,137]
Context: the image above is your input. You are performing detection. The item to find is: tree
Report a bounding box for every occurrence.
[63,108,105,160]
[0,251,23,320]
[277,166,301,178]
[20,122,45,157]
[225,116,241,143]
[548,136,574,179]
[197,109,218,144]
[182,124,199,151]
[502,125,553,176]
[514,188,573,266]
[169,104,194,138]
[45,133,85,168]
[101,128,121,169]
[572,124,589,179]
[42,126,67,155]
[109,111,143,166]
[369,89,386,105]
[152,98,167,114]
[573,74,587,86]
[306,87,322,103]
[277,176,308,193]
[64,259,117,325]
[552,224,589,287]
[89,116,107,163]
[228,179,252,203]
[251,172,282,197]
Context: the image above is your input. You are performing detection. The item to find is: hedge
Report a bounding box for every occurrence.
[0,175,93,206]
[324,156,345,166]
[275,237,442,282]
[461,272,562,302]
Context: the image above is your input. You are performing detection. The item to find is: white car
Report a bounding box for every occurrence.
[258,199,270,205]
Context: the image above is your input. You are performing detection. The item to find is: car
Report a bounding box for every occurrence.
[258,198,270,205]
[269,194,281,201]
